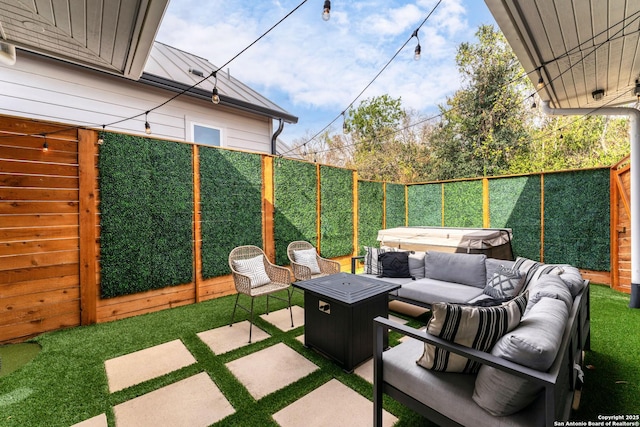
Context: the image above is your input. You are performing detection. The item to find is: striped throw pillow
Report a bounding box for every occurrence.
[416,291,528,373]
[364,247,387,275]
[233,255,271,288]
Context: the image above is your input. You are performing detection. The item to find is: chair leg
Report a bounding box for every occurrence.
[230,293,241,327]
[288,288,294,327]
[248,297,255,343]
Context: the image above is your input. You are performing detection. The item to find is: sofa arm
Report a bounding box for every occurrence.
[351,255,364,274]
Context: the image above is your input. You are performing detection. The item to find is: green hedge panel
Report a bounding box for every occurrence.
[358,181,384,253]
[443,180,483,227]
[199,148,264,278]
[385,183,406,229]
[98,134,194,298]
[320,166,354,258]
[274,158,318,265]
[407,184,442,226]
[489,176,541,260]
[543,169,610,270]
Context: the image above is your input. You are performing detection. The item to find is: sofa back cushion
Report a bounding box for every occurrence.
[408,251,426,279]
[424,251,487,288]
[416,292,528,373]
[472,297,569,416]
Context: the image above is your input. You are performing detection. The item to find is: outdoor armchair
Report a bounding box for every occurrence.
[286,241,341,282]
[228,245,293,343]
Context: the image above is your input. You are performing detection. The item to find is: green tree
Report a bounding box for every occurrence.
[430,25,531,180]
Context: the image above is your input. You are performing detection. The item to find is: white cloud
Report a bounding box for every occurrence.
[156,0,490,143]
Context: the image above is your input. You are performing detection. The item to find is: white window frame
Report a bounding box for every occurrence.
[189,121,224,147]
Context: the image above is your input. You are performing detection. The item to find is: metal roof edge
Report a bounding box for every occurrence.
[140,73,299,124]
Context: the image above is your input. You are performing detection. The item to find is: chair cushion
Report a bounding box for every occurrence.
[378,251,411,278]
[294,248,321,274]
[483,265,525,299]
[416,292,528,373]
[233,255,271,288]
[424,251,487,289]
[364,246,387,275]
[525,274,573,314]
[473,297,569,416]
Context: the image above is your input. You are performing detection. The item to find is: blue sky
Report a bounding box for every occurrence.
[156,0,498,146]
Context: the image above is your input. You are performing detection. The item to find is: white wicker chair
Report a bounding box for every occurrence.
[228,245,293,343]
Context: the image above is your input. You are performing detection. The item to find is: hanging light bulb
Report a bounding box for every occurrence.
[211,72,220,104]
[412,29,421,61]
[144,112,152,135]
[97,125,105,145]
[414,44,421,61]
[42,135,48,152]
[322,0,331,21]
[342,111,348,133]
[537,77,544,89]
[530,95,537,109]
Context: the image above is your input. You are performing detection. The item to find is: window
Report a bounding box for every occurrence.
[192,123,222,147]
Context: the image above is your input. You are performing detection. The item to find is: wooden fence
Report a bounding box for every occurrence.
[0,114,630,343]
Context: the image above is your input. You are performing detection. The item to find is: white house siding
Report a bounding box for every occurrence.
[0,50,273,153]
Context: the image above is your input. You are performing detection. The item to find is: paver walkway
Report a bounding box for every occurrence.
[72,305,404,427]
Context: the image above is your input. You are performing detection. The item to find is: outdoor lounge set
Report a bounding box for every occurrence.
[227,233,591,426]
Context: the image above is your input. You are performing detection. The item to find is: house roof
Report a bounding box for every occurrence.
[0,0,168,79]
[142,42,298,124]
[484,0,640,109]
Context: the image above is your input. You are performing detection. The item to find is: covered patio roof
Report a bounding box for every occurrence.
[485,0,640,307]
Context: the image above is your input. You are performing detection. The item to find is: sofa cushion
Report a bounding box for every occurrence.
[383,338,546,427]
[378,251,412,278]
[397,279,484,305]
[556,264,586,297]
[416,292,528,373]
[483,265,525,299]
[424,251,487,289]
[472,297,569,416]
[364,247,387,275]
[526,274,573,314]
[513,257,564,292]
[232,255,270,288]
[408,251,426,279]
[293,248,321,274]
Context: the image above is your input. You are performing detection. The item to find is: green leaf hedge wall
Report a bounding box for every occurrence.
[358,181,384,253]
[407,184,442,226]
[443,180,483,227]
[274,158,318,265]
[385,183,406,228]
[199,147,264,278]
[543,169,610,270]
[320,166,354,258]
[489,176,541,260]
[98,134,194,298]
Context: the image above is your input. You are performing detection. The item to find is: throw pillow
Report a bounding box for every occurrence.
[416,291,528,373]
[293,248,321,274]
[483,266,525,299]
[472,297,569,416]
[364,247,387,275]
[377,251,411,278]
[232,255,271,288]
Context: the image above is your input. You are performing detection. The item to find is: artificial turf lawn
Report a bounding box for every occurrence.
[0,284,637,426]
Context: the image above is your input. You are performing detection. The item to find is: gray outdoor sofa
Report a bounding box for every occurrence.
[356,249,591,426]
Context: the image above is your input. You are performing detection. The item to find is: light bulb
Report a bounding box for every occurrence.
[322,0,330,21]
[537,77,544,89]
[145,121,152,135]
[414,44,421,61]
[212,87,220,104]
[42,141,48,152]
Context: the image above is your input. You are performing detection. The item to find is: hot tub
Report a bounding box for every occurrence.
[377,226,514,260]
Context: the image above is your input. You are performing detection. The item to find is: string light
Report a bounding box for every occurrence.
[530,95,537,109]
[342,111,348,133]
[42,134,48,152]
[412,29,421,61]
[322,0,331,21]
[97,125,105,144]
[537,77,544,89]
[211,72,220,104]
[144,112,152,135]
